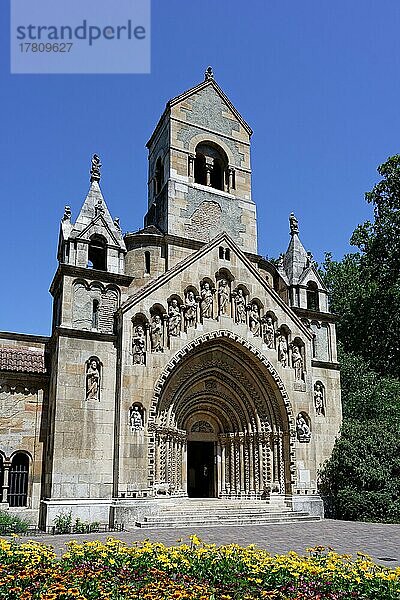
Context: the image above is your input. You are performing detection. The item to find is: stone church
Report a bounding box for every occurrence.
[0,69,341,528]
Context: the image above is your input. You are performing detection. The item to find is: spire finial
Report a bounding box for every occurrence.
[90,154,102,183]
[205,66,214,81]
[289,212,299,235]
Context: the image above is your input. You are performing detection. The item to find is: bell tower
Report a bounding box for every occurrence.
[144,68,257,254]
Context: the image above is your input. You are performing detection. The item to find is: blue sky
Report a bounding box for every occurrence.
[1,0,400,335]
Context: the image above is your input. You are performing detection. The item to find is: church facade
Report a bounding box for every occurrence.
[0,70,341,527]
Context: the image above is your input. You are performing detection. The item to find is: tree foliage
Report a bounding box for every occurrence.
[319,155,400,522]
[324,155,400,377]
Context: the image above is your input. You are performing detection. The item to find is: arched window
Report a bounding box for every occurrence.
[144,251,151,275]
[92,299,99,329]
[306,281,319,311]
[194,142,228,191]
[8,453,29,507]
[154,157,163,196]
[88,235,107,271]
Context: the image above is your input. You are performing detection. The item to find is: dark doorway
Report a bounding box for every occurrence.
[187,441,215,498]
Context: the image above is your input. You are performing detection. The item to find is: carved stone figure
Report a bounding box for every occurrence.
[218,279,230,316]
[263,316,275,349]
[249,303,261,336]
[314,382,324,416]
[200,282,213,319]
[150,315,163,352]
[296,413,311,442]
[168,299,181,337]
[292,345,304,381]
[234,288,246,323]
[278,334,288,367]
[86,358,100,401]
[130,405,144,431]
[289,212,299,235]
[62,206,71,222]
[90,154,102,182]
[133,325,146,365]
[184,291,197,328]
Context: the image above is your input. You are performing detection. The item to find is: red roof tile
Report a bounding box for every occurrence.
[0,346,47,374]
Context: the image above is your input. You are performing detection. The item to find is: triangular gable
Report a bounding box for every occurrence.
[120,232,313,340]
[297,265,327,290]
[147,77,252,148]
[72,213,121,247]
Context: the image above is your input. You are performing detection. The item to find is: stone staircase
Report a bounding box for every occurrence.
[134,497,321,529]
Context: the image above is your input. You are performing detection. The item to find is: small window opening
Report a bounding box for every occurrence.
[92,299,99,329]
[88,236,107,271]
[306,282,319,311]
[154,157,163,196]
[8,453,29,508]
[219,246,224,259]
[145,251,151,275]
[225,248,231,261]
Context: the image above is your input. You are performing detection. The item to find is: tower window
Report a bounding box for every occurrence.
[306,281,319,311]
[154,157,163,196]
[145,251,151,275]
[92,299,99,329]
[88,235,107,271]
[194,142,228,191]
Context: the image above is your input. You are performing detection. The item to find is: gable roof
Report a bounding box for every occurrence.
[147,75,252,148]
[120,231,313,340]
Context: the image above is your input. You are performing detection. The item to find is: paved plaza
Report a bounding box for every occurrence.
[19,520,400,567]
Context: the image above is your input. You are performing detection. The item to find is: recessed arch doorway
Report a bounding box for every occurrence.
[149,332,296,499]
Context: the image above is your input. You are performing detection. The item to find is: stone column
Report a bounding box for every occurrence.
[2,462,10,504]
[216,441,222,497]
[221,440,226,497]
[205,157,213,186]
[181,437,187,495]
[188,154,195,178]
[228,167,235,192]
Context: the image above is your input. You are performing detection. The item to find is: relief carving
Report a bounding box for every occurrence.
[314,382,325,416]
[86,357,101,401]
[263,316,275,349]
[249,302,261,336]
[168,299,182,337]
[150,315,163,352]
[292,344,304,381]
[278,334,288,367]
[233,288,247,323]
[218,279,230,316]
[184,291,198,328]
[133,325,146,365]
[200,282,214,319]
[130,404,144,431]
[296,413,311,443]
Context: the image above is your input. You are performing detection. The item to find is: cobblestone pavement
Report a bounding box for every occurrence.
[18,520,400,567]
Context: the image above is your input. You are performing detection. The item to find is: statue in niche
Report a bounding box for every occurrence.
[150,315,163,352]
[200,282,213,319]
[168,299,181,337]
[263,316,275,349]
[249,303,261,336]
[184,291,197,328]
[278,334,288,367]
[314,382,324,416]
[218,279,230,316]
[132,325,146,365]
[234,288,246,323]
[129,404,144,431]
[296,413,311,442]
[292,345,304,381]
[86,358,100,401]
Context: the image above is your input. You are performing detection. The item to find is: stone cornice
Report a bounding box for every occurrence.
[293,307,339,323]
[49,264,133,295]
[0,331,50,344]
[311,360,340,370]
[53,327,117,343]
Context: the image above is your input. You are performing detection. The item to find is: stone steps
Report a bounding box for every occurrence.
[134,498,321,528]
[135,512,320,529]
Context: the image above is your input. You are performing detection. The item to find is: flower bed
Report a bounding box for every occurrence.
[0,536,399,599]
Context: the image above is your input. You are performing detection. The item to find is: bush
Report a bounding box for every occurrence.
[0,510,29,533]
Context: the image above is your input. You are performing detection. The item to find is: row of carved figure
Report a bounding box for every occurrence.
[131,283,306,379]
[85,358,325,429]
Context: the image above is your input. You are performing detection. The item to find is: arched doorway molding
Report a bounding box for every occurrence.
[147,330,297,499]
